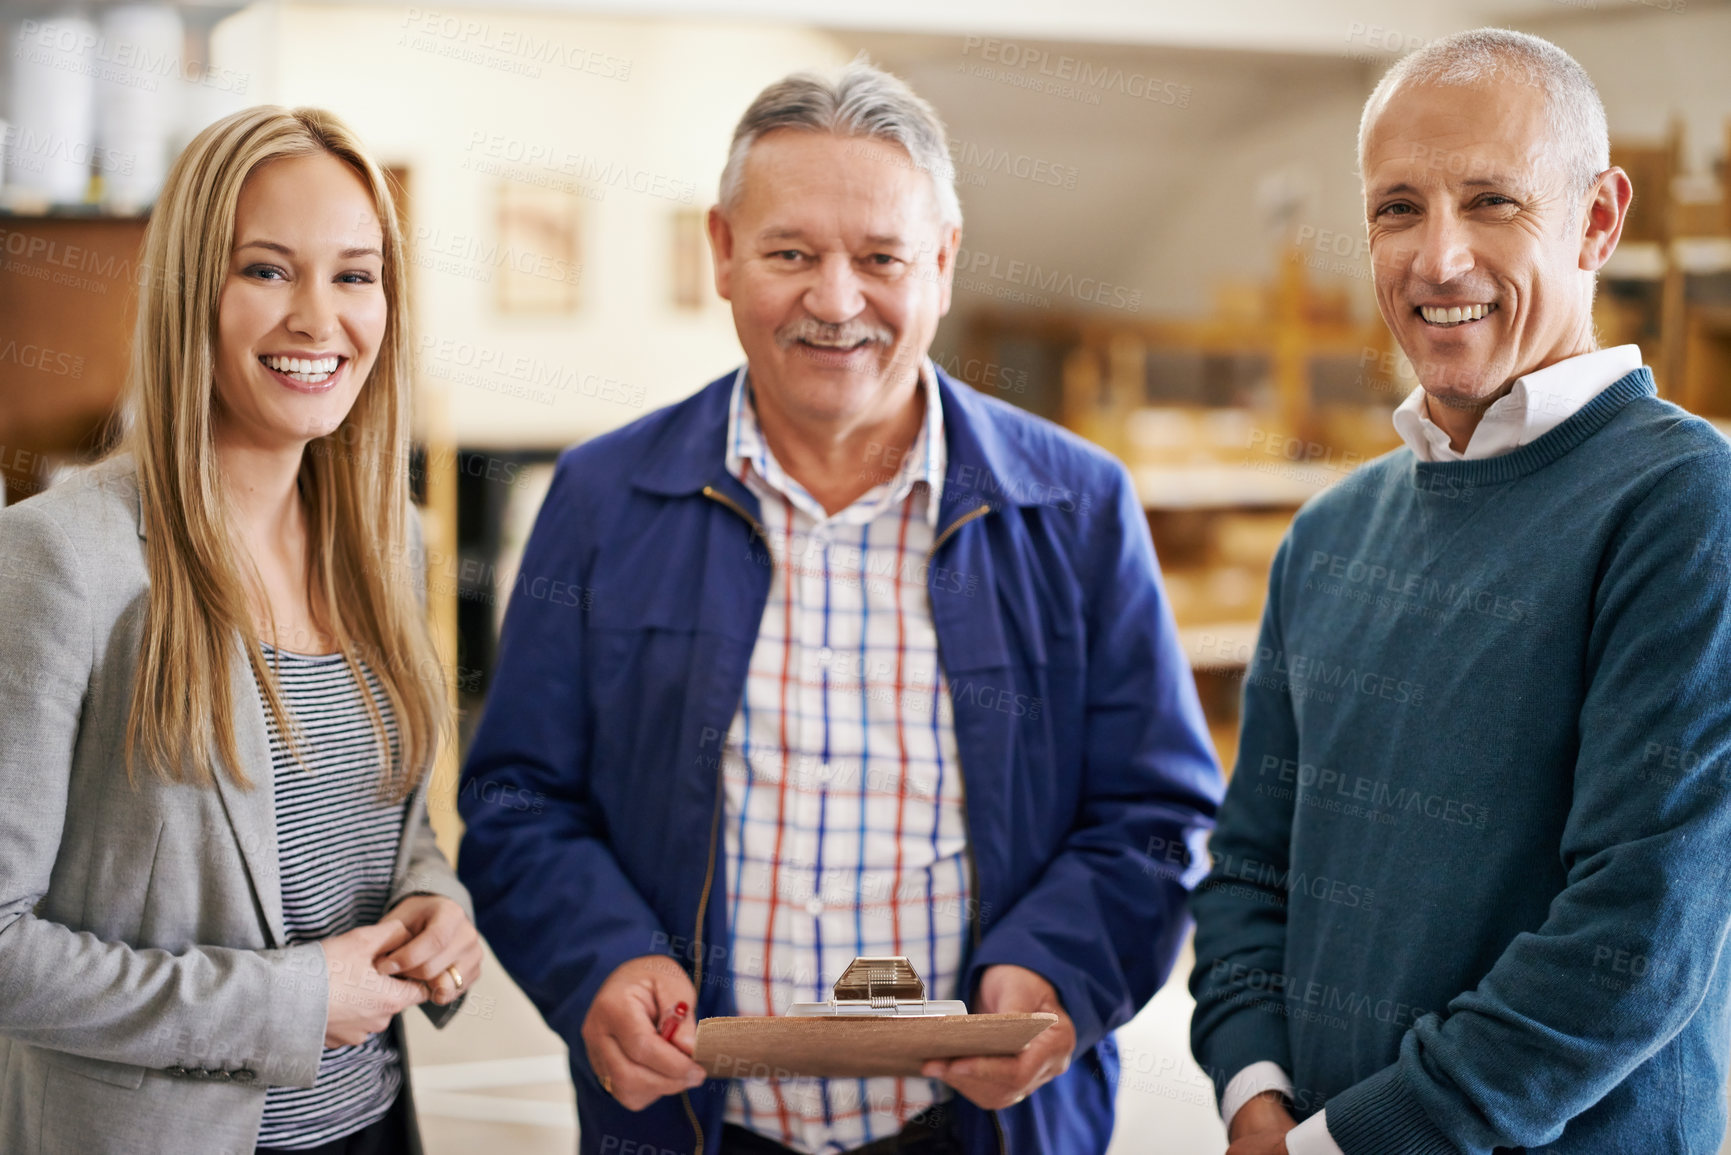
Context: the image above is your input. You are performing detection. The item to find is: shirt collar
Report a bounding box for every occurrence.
[1392,344,1643,463]
[723,360,946,526]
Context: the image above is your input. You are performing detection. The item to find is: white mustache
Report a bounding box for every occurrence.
[776,318,892,348]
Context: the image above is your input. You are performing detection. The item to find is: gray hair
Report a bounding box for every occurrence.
[1357,28,1609,198]
[718,58,962,227]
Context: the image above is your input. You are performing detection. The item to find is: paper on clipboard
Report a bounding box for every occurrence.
[691,957,1058,1079]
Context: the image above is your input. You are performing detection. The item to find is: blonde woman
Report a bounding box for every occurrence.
[0,106,482,1155]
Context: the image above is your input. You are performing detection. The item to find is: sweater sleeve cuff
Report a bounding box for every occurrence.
[1324,1064,1456,1155]
[1193,1001,1293,1101]
[1221,1061,1294,1129]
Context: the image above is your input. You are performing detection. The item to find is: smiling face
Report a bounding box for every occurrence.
[1363,80,1602,407]
[707,130,959,435]
[213,151,387,452]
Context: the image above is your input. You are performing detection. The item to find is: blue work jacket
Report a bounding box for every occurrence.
[457,367,1223,1155]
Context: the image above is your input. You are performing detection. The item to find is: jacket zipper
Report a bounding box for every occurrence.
[926,502,1007,1155]
[926,503,991,568]
[932,502,994,962]
[680,766,726,1154]
[683,486,769,1154]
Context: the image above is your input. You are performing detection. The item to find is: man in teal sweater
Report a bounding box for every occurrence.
[1191,28,1731,1155]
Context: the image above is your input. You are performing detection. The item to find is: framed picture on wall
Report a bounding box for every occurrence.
[671,207,708,310]
[496,181,583,314]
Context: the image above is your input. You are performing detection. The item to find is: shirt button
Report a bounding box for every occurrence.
[804,897,824,916]
[818,646,833,664]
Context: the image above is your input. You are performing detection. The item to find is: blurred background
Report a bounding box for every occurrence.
[1,0,1728,1151]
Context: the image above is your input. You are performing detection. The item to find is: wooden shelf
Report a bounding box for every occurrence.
[0,214,149,502]
[1135,463,1337,511]
[1602,120,1731,409]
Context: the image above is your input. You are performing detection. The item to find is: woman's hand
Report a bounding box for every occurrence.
[320,920,430,1048]
[377,894,484,1006]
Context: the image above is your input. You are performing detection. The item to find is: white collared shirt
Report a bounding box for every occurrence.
[1391,345,1643,462]
[1220,344,1646,1155]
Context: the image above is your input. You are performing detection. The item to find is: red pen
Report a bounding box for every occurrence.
[659,1001,690,1043]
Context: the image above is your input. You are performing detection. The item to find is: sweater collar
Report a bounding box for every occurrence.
[1392,345,1642,463]
[1408,367,1657,487]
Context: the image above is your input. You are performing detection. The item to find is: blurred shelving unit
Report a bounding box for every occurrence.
[1599,120,1731,420]
[962,249,1399,775]
[0,208,147,501]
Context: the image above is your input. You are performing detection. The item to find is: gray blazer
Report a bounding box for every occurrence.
[0,456,473,1155]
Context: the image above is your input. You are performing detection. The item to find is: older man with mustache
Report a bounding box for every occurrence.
[457,61,1222,1155]
[1191,27,1731,1155]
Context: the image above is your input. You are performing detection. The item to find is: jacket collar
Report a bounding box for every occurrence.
[74,452,147,539]
[630,362,1044,526]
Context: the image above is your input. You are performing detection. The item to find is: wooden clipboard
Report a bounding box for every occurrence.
[693,1012,1058,1079]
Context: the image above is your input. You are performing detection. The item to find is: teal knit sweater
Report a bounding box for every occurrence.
[1190,369,1731,1154]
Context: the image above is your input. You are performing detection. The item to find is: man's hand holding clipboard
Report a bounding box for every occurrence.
[921,963,1075,1110]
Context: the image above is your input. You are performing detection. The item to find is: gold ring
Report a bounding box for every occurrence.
[601,1073,614,1096]
[446,964,463,991]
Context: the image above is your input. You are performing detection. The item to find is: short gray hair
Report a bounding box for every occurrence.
[1357,28,1609,197]
[718,58,962,227]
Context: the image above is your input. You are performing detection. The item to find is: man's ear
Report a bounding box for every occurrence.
[1580,166,1632,273]
[707,205,735,301]
[934,222,962,317]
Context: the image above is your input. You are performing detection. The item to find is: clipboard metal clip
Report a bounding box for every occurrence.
[787,956,969,1018]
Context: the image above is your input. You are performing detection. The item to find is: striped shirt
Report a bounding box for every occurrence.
[255,646,407,1150]
[719,365,973,1154]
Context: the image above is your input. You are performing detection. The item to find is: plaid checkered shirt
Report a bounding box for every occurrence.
[719,363,973,1154]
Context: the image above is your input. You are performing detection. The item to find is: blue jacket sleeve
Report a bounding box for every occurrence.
[966,463,1224,1052]
[1188,537,1304,1099]
[456,454,673,1054]
[1323,450,1731,1154]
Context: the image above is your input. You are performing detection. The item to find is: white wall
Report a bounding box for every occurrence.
[1536,6,1731,179]
[211,3,1731,445]
[217,4,848,447]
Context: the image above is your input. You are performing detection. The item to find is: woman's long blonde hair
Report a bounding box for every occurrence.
[122,105,443,800]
